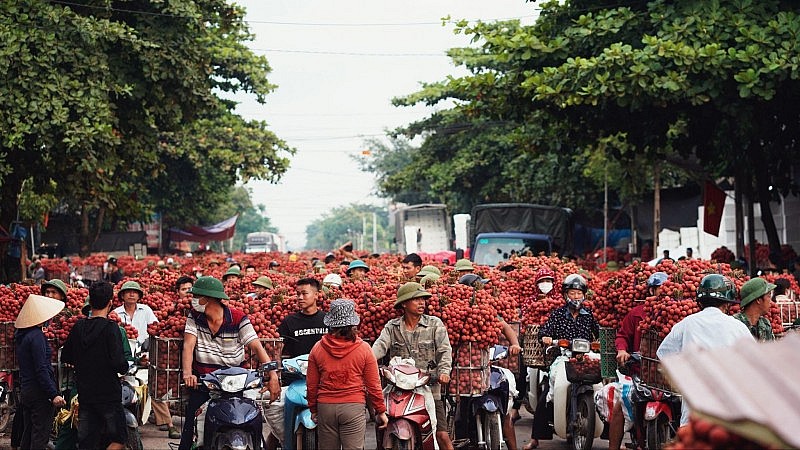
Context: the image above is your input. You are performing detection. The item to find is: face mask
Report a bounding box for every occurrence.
[191,297,206,314]
[538,282,553,294]
[567,298,584,309]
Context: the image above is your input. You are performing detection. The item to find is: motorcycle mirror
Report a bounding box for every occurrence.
[140,337,150,352]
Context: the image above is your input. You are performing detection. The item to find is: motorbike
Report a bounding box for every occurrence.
[196,366,267,450]
[281,354,317,450]
[121,363,145,450]
[620,353,682,450]
[120,338,152,450]
[453,345,512,450]
[378,359,438,450]
[544,338,604,450]
[0,370,14,433]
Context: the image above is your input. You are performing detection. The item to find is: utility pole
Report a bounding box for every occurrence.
[653,166,661,253]
[372,212,378,253]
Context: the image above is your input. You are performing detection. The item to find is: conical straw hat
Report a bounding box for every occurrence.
[15,294,65,329]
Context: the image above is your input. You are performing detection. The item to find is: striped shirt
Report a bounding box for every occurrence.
[184,306,259,375]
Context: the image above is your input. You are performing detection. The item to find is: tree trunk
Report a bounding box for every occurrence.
[753,158,782,268]
[734,168,745,260]
[80,207,91,257]
[79,204,105,257]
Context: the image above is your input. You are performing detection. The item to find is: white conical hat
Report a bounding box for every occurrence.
[15,294,65,329]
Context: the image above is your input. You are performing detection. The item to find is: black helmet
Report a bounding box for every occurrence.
[458,273,488,287]
[696,274,737,304]
[562,274,588,293]
[647,272,669,288]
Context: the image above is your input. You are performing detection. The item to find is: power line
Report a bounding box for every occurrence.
[48,1,538,26]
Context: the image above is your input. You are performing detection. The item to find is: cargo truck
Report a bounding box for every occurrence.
[393,204,453,255]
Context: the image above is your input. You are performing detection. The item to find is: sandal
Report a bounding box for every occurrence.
[523,439,539,450]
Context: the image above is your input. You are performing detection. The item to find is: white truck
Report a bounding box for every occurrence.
[393,204,453,254]
[244,232,286,253]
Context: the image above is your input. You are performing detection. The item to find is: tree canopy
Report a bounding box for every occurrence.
[0,0,292,256]
[366,0,800,253]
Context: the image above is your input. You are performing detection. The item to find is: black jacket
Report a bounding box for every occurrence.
[61,317,129,404]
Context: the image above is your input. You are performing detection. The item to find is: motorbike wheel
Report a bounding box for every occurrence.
[0,396,12,433]
[570,392,595,450]
[482,412,501,450]
[297,425,317,450]
[390,435,411,450]
[645,415,671,450]
[125,426,143,450]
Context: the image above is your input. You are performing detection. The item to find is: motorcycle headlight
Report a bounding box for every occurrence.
[219,373,248,393]
[571,339,591,353]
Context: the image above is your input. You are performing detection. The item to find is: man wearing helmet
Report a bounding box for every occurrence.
[372,282,454,450]
[527,273,599,449]
[603,272,668,450]
[656,274,754,426]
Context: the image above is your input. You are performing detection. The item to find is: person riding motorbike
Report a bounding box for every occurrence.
[178,276,280,450]
[372,282,455,450]
[656,274,754,426]
[601,271,668,450]
[525,274,599,450]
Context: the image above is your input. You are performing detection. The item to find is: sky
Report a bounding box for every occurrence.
[233,1,539,250]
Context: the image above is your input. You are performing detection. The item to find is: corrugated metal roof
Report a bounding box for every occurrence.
[660,332,800,449]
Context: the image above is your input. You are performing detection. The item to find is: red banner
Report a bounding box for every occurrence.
[703,181,726,236]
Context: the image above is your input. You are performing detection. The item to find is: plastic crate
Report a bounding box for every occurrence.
[493,321,522,376]
[0,322,59,371]
[565,358,602,384]
[777,301,800,326]
[599,327,618,378]
[148,336,184,401]
[638,330,676,392]
[523,324,545,367]
[0,322,17,370]
[244,337,284,369]
[449,342,489,396]
[639,329,660,359]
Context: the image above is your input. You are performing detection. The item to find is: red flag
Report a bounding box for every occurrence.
[703,181,726,236]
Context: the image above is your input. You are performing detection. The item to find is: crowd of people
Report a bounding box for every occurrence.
[9,247,794,450]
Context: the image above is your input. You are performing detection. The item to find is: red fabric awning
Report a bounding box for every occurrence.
[169,215,238,243]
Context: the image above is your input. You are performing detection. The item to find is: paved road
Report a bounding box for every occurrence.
[0,408,614,449]
[134,407,614,450]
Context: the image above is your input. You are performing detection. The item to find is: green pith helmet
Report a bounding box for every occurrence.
[189,276,229,300]
[346,260,369,274]
[696,274,737,304]
[395,281,432,307]
[118,280,144,299]
[454,259,474,272]
[419,273,441,288]
[252,276,274,290]
[739,277,777,308]
[222,266,241,280]
[418,265,442,277]
[41,279,68,299]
